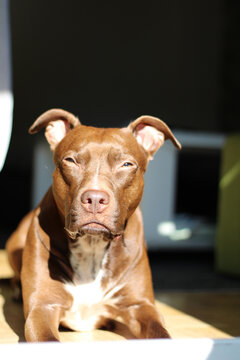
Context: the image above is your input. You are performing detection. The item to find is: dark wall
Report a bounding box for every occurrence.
[8,0,225,168]
[0,0,239,240]
[222,1,240,131]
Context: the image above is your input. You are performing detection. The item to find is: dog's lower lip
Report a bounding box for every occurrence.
[80,222,123,239]
[65,222,123,240]
[81,222,111,235]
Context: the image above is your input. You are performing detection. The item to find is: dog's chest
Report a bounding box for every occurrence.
[61,235,111,331]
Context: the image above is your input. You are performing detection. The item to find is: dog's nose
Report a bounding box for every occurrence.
[81,190,110,214]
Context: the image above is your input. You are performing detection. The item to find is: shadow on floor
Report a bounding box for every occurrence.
[0,279,25,342]
[149,250,240,292]
[150,250,240,337]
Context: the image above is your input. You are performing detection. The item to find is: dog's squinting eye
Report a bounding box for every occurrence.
[122,162,133,167]
[64,157,75,164]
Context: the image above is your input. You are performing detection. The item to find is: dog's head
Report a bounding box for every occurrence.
[29,109,181,241]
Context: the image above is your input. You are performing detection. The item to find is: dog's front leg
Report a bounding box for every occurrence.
[123,301,170,339]
[24,304,62,342]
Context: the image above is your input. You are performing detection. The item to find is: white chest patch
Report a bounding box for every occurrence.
[62,271,106,331]
[61,234,115,332]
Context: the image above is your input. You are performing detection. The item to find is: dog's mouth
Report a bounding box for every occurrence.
[81,222,111,236]
[65,221,123,241]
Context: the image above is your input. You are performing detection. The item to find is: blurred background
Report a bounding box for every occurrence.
[0,0,240,291]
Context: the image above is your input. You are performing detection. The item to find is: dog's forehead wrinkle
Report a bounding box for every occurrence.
[71,125,127,143]
[61,126,138,158]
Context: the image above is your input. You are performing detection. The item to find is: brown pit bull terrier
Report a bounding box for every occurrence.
[6,109,181,342]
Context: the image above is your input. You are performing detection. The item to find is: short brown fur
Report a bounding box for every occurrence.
[6,109,180,342]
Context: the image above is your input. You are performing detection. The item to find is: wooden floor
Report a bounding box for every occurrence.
[0,250,239,343]
[157,291,240,338]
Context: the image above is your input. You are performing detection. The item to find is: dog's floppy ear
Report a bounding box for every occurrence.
[128,115,181,159]
[29,108,80,151]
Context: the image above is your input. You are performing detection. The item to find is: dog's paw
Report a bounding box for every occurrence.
[99,319,116,332]
[146,320,171,339]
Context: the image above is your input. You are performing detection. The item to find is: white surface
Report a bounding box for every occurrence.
[0,92,13,171]
[0,0,13,172]
[1,338,240,360]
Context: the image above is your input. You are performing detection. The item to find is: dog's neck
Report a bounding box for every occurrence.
[69,234,110,284]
